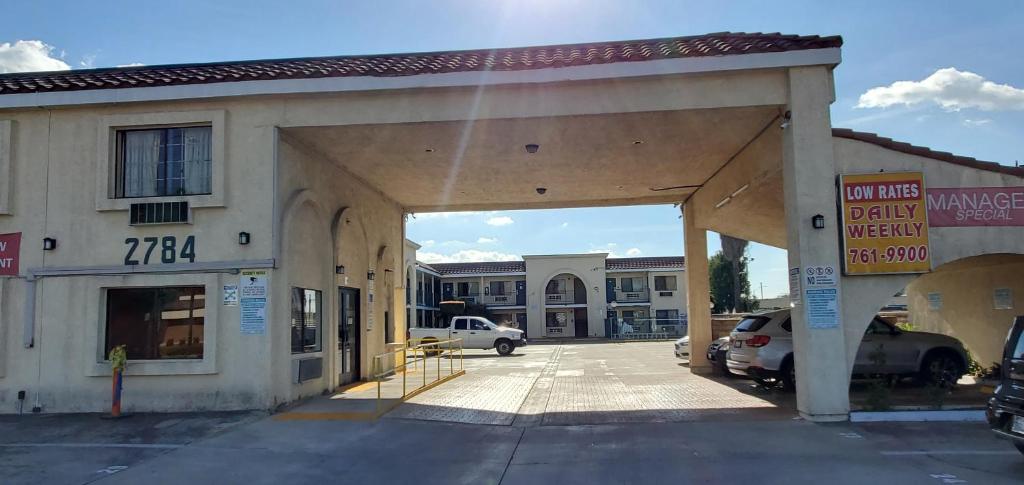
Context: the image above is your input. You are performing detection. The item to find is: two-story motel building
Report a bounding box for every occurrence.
[403,240,687,339]
[1,32,1021,419]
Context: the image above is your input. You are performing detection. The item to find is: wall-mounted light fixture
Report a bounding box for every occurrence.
[536,187,547,195]
[335,265,346,275]
[42,237,57,251]
[367,270,376,281]
[238,232,251,245]
[525,143,540,154]
[812,214,826,230]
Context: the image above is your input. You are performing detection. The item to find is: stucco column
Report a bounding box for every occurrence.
[683,203,712,373]
[782,66,849,421]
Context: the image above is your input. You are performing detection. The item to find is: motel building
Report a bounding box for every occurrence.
[403,239,688,340]
[0,32,1022,420]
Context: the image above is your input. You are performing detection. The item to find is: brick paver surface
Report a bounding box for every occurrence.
[386,341,796,426]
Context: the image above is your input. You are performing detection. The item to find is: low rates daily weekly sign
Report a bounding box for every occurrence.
[840,172,931,275]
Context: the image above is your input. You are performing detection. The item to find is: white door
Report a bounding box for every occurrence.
[451,317,469,346]
[468,318,494,348]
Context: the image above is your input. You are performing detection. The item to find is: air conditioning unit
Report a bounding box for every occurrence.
[129,201,191,225]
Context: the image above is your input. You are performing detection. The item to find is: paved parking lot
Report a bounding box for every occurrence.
[387,341,796,426]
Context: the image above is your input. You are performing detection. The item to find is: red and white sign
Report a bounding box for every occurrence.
[927,187,1024,227]
[0,232,21,276]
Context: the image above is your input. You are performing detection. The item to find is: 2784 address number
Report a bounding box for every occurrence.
[125,236,196,265]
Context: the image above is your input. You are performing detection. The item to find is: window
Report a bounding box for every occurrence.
[291,288,322,353]
[546,312,567,328]
[489,281,506,296]
[621,277,644,292]
[781,319,792,332]
[734,316,770,332]
[470,319,491,331]
[105,286,205,360]
[545,279,565,294]
[454,319,468,330]
[457,281,479,296]
[1013,322,1024,359]
[656,309,680,323]
[117,126,212,198]
[654,276,677,291]
[866,318,893,335]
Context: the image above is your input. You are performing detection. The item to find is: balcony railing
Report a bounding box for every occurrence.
[545,291,579,304]
[454,294,479,304]
[613,288,650,303]
[481,292,519,305]
[607,317,688,340]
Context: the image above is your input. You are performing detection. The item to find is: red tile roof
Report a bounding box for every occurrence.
[832,128,1024,177]
[428,261,526,275]
[606,257,685,271]
[425,256,685,275]
[0,32,841,95]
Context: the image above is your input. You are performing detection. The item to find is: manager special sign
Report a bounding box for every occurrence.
[926,187,1024,227]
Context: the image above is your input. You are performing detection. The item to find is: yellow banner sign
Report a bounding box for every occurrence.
[840,172,931,275]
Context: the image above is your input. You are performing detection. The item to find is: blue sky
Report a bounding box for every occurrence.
[3,1,1021,298]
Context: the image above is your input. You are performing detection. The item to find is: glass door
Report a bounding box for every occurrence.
[338,287,360,386]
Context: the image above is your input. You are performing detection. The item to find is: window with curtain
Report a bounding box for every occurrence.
[117,126,212,198]
[621,277,644,292]
[654,276,677,291]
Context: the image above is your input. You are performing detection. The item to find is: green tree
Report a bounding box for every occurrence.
[709,248,759,314]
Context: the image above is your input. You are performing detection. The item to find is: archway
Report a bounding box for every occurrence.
[542,272,590,338]
[842,253,1024,411]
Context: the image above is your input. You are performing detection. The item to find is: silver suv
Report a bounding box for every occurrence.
[726,309,969,391]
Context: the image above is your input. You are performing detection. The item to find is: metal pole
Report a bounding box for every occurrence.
[437,344,441,382]
[402,347,407,398]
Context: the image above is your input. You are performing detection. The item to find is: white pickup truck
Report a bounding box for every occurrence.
[409,316,526,355]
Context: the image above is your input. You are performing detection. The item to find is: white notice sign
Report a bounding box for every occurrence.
[240,270,268,335]
[223,285,239,306]
[804,265,837,287]
[805,288,839,329]
[789,268,802,306]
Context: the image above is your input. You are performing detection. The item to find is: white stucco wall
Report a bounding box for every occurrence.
[524,254,608,338]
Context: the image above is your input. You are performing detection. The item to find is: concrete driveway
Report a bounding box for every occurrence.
[387,340,795,426]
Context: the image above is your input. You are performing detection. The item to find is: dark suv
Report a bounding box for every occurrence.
[986,315,1024,456]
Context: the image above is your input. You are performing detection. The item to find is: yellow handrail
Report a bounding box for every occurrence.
[370,338,465,414]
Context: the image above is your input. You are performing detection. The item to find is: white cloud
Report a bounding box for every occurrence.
[78,54,96,69]
[0,40,70,73]
[486,216,514,226]
[477,237,498,244]
[857,67,1024,111]
[963,118,993,127]
[418,250,520,264]
[626,248,642,257]
[561,222,569,228]
[420,240,435,247]
[440,240,468,247]
[116,62,145,68]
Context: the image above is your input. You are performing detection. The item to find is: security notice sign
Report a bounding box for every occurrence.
[840,172,931,275]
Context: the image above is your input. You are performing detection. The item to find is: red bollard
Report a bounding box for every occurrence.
[111,368,123,418]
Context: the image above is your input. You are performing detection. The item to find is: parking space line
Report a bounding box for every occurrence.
[880,450,1018,456]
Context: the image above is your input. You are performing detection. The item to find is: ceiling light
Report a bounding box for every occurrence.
[633,140,644,145]
[714,197,731,209]
[731,184,750,197]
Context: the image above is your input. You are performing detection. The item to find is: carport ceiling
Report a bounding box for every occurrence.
[284,106,782,211]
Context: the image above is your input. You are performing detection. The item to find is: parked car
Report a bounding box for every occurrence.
[409,316,526,355]
[726,309,968,391]
[674,336,689,359]
[986,315,1024,456]
[707,337,732,375]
